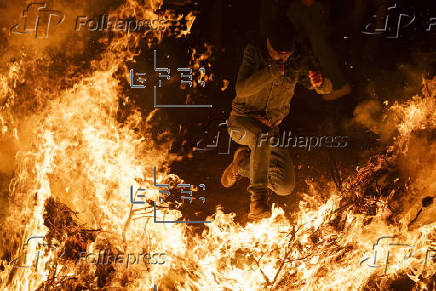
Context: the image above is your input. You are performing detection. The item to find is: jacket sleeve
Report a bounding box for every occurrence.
[298,55,333,95]
[235,44,277,97]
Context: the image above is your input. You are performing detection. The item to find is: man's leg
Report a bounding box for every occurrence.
[226,115,272,218]
[237,146,295,196]
[268,147,295,196]
[220,147,249,188]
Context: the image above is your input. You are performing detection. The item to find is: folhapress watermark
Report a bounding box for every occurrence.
[76,249,167,269]
[75,15,169,33]
[10,3,65,38]
[256,131,348,151]
[362,3,436,39]
[9,236,168,271]
[360,236,436,274]
[11,2,185,38]
[195,120,348,154]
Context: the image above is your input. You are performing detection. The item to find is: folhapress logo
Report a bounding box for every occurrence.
[10,2,65,38]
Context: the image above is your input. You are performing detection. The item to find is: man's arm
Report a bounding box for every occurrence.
[235,44,278,97]
[322,83,351,100]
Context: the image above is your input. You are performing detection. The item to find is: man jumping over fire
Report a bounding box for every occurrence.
[221,17,342,220]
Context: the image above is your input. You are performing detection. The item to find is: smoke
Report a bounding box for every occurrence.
[352,99,397,142]
[351,66,436,229]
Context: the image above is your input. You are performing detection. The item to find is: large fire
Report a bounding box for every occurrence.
[0,1,435,290]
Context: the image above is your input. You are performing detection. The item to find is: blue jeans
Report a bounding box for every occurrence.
[227,115,295,202]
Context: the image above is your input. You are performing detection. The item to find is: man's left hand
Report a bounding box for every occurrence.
[308,70,323,88]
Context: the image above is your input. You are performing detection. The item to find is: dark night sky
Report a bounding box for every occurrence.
[158,0,436,222]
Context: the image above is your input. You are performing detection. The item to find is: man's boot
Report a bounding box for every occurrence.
[221,147,249,188]
[248,195,271,221]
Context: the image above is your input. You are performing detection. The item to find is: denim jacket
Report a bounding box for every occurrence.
[232,40,332,125]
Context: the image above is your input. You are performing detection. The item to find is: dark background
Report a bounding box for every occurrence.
[131,0,436,225]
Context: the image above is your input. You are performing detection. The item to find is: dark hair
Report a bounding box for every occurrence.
[267,16,296,52]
